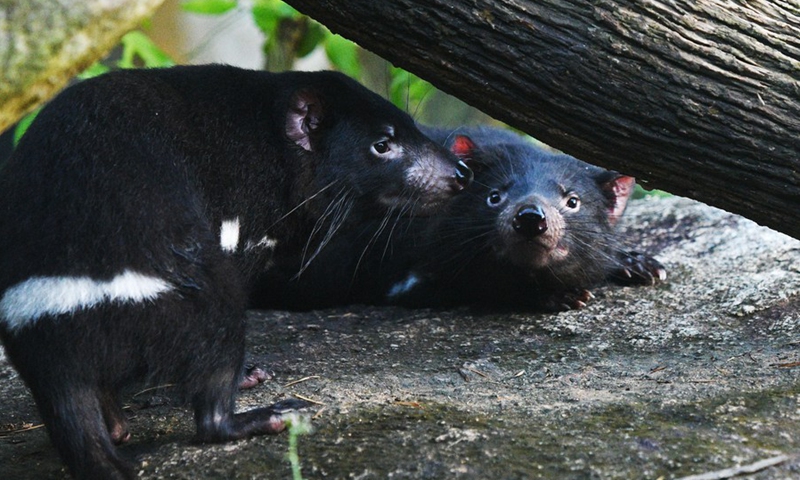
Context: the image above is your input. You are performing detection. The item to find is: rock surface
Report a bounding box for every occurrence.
[1,195,799,479]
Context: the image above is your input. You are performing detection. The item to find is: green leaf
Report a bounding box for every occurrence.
[324,34,361,79]
[251,0,279,34]
[13,108,40,147]
[296,21,325,58]
[632,184,671,199]
[118,31,175,69]
[76,62,110,80]
[275,2,302,19]
[251,0,300,34]
[408,78,433,103]
[389,68,433,111]
[181,0,237,15]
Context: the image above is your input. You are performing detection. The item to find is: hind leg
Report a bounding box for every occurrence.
[31,383,134,480]
[99,389,131,445]
[4,320,137,480]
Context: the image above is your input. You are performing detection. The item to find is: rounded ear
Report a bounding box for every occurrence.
[599,173,636,225]
[450,135,475,160]
[285,89,325,151]
[450,135,488,172]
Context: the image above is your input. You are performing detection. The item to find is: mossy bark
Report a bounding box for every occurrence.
[0,0,166,132]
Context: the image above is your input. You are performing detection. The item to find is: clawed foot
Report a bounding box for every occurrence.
[240,365,272,389]
[195,398,315,443]
[254,398,314,435]
[610,251,667,286]
[543,288,594,311]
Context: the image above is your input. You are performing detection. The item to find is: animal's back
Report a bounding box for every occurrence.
[0,66,280,290]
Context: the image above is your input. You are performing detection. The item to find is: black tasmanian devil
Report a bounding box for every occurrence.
[251,126,665,310]
[391,126,666,309]
[0,65,471,479]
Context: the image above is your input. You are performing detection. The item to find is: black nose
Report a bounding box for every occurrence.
[513,205,547,238]
[453,160,473,190]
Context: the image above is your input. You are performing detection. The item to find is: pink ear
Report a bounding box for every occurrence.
[285,89,324,151]
[605,176,635,225]
[451,135,476,160]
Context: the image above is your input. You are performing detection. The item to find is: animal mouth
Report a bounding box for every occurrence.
[550,243,570,262]
[378,192,402,207]
[507,237,569,269]
[378,190,446,215]
[412,194,447,215]
[378,191,419,209]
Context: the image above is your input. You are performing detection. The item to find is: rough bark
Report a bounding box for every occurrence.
[285,0,800,239]
[0,0,166,132]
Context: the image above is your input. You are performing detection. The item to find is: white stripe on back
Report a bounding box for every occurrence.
[387,272,421,299]
[0,270,174,331]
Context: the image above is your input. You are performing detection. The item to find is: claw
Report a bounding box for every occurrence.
[268,398,313,414]
[610,251,667,287]
[655,267,667,282]
[622,268,633,278]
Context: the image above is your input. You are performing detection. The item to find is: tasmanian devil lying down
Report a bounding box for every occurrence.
[251,125,666,311]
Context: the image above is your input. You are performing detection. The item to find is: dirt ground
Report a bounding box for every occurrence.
[1,195,799,479]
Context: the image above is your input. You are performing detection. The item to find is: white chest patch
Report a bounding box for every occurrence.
[245,235,278,252]
[387,272,421,299]
[0,270,174,332]
[220,217,241,253]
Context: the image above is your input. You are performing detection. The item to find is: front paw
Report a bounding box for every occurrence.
[542,288,594,311]
[610,251,667,286]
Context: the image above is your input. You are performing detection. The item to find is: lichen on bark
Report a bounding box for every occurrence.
[0,0,166,132]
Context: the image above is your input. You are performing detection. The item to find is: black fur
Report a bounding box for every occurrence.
[251,126,665,310]
[0,65,468,479]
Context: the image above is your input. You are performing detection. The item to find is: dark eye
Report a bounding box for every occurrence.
[566,196,580,209]
[372,141,390,155]
[487,190,506,207]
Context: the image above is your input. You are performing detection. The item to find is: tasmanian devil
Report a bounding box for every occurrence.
[389,126,666,309]
[0,65,471,479]
[250,125,665,310]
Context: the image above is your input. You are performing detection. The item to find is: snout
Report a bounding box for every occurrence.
[501,201,567,269]
[512,204,548,239]
[452,160,474,192]
[402,146,473,214]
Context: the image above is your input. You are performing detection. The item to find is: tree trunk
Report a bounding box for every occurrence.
[285,0,800,239]
[0,0,165,132]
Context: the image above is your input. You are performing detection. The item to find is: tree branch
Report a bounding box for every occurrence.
[0,0,166,132]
